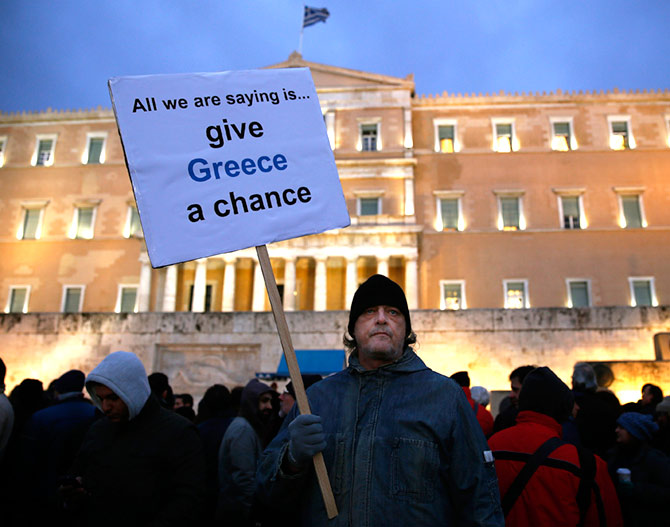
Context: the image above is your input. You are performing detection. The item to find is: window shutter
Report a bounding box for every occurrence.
[87,138,104,164]
[633,281,652,306]
[621,196,642,228]
[570,282,589,307]
[501,197,520,228]
[440,199,459,229]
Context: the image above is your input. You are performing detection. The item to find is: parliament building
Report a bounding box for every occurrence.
[2,53,669,317]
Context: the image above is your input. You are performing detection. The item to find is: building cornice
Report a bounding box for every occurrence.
[413,87,670,107]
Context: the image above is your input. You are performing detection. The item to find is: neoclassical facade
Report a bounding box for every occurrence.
[1,53,669,316]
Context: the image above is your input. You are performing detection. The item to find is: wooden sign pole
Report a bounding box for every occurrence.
[255,245,338,519]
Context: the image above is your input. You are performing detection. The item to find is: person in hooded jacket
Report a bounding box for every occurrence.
[217,378,275,526]
[63,351,206,527]
[256,275,503,527]
[488,367,622,527]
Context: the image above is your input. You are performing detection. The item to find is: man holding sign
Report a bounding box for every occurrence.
[257,275,504,526]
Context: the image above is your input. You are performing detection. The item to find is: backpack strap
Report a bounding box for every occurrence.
[575,446,601,527]
[472,400,479,415]
[500,436,564,517]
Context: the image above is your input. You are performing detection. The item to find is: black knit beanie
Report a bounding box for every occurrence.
[347,274,411,338]
[518,366,575,424]
[54,369,86,394]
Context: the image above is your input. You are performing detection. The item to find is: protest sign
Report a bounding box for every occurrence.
[109,67,343,518]
[109,67,350,268]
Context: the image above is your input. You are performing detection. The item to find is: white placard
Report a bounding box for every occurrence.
[109,68,350,268]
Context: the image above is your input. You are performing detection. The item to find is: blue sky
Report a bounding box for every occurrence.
[2,1,669,113]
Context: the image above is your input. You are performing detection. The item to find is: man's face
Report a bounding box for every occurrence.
[173,396,185,409]
[641,386,654,406]
[354,305,406,369]
[258,392,273,418]
[95,384,129,422]
[279,391,295,416]
[510,377,522,406]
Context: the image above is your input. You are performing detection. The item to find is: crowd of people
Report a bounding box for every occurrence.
[0,274,669,526]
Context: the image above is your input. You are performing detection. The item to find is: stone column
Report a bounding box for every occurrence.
[376,256,389,277]
[345,256,358,309]
[137,252,152,312]
[325,111,335,150]
[404,176,415,217]
[403,108,413,150]
[314,256,327,311]
[192,258,207,312]
[252,259,266,311]
[162,265,177,312]
[283,257,297,311]
[222,257,236,312]
[405,255,419,310]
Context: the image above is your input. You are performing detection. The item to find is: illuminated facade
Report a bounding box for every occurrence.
[2,53,669,315]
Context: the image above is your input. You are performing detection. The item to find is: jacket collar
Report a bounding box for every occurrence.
[348,347,428,375]
[516,410,563,435]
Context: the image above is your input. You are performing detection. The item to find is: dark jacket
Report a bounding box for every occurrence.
[489,410,623,527]
[217,379,272,525]
[608,442,670,527]
[19,394,97,510]
[574,389,620,459]
[71,396,206,527]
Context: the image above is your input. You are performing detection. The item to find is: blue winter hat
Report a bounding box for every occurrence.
[617,412,659,441]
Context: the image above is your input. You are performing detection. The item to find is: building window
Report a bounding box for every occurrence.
[608,116,635,150]
[17,202,48,240]
[358,197,380,216]
[0,136,7,167]
[560,195,583,229]
[6,286,30,313]
[83,133,107,164]
[440,280,466,310]
[32,134,57,166]
[433,119,459,153]
[69,206,97,239]
[550,118,577,151]
[116,285,138,313]
[629,277,657,307]
[495,192,525,231]
[665,116,670,148]
[189,284,213,312]
[504,280,529,309]
[434,191,464,231]
[567,280,591,308]
[615,190,646,229]
[492,119,518,152]
[123,205,143,238]
[62,286,84,313]
[358,122,380,152]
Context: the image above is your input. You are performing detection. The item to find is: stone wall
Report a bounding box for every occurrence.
[1,306,669,403]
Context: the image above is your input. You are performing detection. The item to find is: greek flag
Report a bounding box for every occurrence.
[303,6,330,28]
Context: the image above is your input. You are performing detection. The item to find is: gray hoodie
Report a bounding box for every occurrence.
[85,351,151,420]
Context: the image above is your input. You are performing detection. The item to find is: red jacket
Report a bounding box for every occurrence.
[462,386,494,437]
[488,411,622,527]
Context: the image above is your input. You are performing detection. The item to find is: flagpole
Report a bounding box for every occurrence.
[298,5,305,55]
